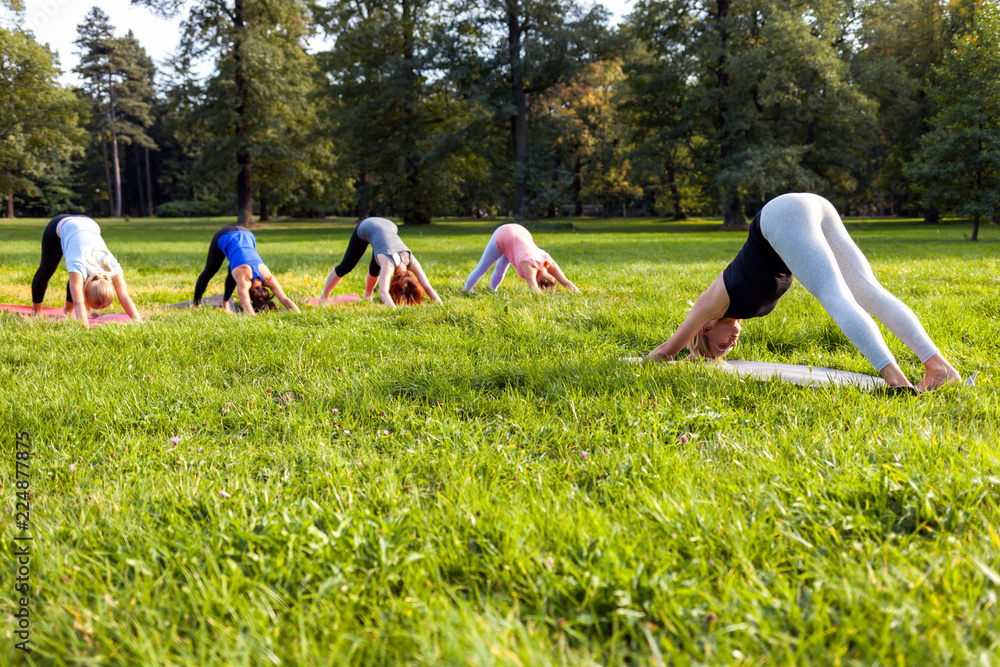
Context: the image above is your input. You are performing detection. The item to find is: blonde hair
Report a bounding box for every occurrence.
[84,250,116,310]
[686,330,712,360]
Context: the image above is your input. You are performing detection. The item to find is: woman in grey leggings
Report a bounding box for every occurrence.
[647,193,961,391]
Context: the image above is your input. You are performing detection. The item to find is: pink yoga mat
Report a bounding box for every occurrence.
[0,304,134,325]
[304,295,364,306]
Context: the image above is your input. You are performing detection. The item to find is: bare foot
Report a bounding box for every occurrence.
[917,354,962,391]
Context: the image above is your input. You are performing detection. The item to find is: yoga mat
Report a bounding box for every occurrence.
[304,295,364,306]
[162,294,230,309]
[715,360,885,389]
[163,294,361,310]
[623,356,976,390]
[1,304,134,325]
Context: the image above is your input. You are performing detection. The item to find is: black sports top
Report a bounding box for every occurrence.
[722,211,793,320]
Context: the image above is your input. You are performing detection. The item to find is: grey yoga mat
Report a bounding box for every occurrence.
[715,360,884,389]
[622,357,978,390]
[162,294,233,309]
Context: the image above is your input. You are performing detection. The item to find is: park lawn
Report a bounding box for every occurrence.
[1,215,998,665]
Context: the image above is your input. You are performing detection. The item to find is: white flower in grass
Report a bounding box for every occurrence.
[219,489,231,499]
[69,464,77,473]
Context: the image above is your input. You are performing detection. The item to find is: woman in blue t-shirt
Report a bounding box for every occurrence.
[193,226,300,314]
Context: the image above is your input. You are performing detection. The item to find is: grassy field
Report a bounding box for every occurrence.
[1,215,998,665]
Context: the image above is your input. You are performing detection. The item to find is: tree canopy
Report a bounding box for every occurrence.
[1,0,995,237]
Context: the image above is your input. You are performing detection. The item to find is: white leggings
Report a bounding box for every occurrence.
[464,228,513,291]
[760,193,939,371]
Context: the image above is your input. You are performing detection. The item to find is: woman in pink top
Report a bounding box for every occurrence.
[463,224,579,294]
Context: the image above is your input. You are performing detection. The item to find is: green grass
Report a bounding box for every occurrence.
[1,215,998,665]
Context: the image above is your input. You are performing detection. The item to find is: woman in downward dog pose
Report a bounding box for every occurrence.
[193,226,300,314]
[319,217,441,307]
[30,214,142,326]
[463,223,579,294]
[646,193,961,391]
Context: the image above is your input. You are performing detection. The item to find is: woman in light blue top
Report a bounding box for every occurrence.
[30,214,142,326]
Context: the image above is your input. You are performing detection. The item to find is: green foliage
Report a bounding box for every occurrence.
[73,9,158,218]
[907,0,1000,240]
[143,0,319,223]
[448,0,620,219]
[0,216,997,663]
[315,0,486,223]
[0,28,88,215]
[154,198,223,217]
[851,0,979,217]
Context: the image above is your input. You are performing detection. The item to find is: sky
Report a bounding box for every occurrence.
[16,0,635,87]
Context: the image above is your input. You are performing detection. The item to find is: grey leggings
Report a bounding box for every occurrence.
[759,193,939,371]
[463,228,513,291]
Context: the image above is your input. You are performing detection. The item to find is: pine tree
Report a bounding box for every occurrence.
[75,9,157,218]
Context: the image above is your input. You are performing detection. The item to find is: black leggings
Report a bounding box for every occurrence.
[335,227,382,279]
[193,226,244,304]
[31,214,75,304]
[334,227,410,278]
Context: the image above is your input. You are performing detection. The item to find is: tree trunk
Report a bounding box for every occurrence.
[507,1,529,220]
[666,157,686,220]
[144,146,154,216]
[972,212,980,241]
[399,0,431,225]
[134,144,146,217]
[715,0,744,228]
[260,183,270,222]
[108,83,123,218]
[573,153,584,217]
[5,187,13,218]
[234,0,254,226]
[355,172,370,219]
[100,126,113,217]
[110,125,123,218]
[924,206,940,224]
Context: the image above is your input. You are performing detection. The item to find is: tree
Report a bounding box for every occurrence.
[75,9,158,217]
[535,60,639,217]
[0,28,87,217]
[450,0,617,219]
[851,0,978,218]
[627,0,876,223]
[316,0,482,224]
[135,0,315,225]
[907,1,1000,241]
[619,23,704,220]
